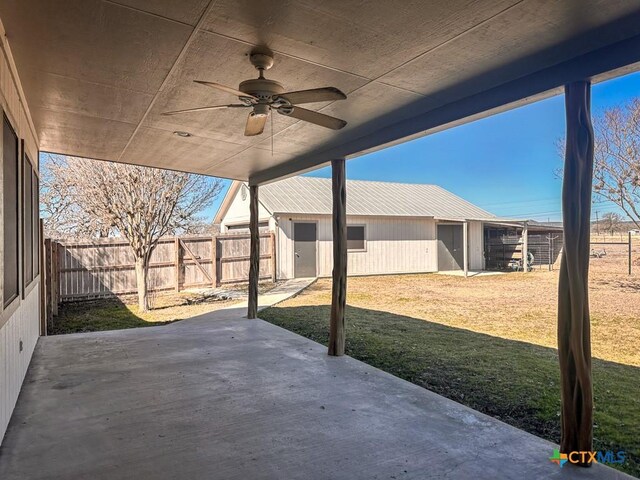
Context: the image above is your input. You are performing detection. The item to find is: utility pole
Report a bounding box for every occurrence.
[595,210,599,236]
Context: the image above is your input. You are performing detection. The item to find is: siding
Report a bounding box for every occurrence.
[467,221,484,270]
[0,286,39,442]
[0,23,40,445]
[220,183,271,232]
[276,215,438,279]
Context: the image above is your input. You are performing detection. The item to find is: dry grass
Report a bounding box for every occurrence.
[278,244,640,367]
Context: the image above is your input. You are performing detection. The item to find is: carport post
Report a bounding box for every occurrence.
[247,184,259,319]
[329,158,347,356]
[463,221,469,277]
[557,80,594,460]
[522,221,528,272]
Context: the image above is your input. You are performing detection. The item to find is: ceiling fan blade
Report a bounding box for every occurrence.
[278,87,347,105]
[194,80,257,101]
[245,112,268,136]
[161,104,248,116]
[278,106,347,130]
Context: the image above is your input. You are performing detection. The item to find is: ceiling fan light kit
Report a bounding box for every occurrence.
[162,49,348,136]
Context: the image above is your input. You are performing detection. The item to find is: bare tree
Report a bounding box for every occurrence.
[591,98,640,228]
[41,154,223,311]
[600,212,623,235]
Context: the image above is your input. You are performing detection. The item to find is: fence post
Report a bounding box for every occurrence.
[51,241,59,317]
[211,236,217,288]
[629,232,632,276]
[174,237,180,292]
[44,238,52,329]
[39,221,46,335]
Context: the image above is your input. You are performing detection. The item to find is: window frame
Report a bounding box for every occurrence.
[22,144,39,296]
[22,145,33,291]
[346,224,367,252]
[32,162,40,279]
[3,112,20,310]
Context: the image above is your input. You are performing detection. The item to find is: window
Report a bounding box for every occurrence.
[23,150,38,289]
[347,225,365,251]
[227,222,269,233]
[3,115,19,306]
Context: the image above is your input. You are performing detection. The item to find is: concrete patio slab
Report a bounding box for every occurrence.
[0,307,630,479]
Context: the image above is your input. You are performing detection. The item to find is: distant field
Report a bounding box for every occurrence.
[261,242,640,476]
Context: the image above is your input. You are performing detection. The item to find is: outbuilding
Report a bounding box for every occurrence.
[215,176,499,278]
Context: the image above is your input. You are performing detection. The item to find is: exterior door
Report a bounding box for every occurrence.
[437,224,463,271]
[294,222,317,278]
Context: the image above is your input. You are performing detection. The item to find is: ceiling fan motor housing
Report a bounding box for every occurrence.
[239,78,285,102]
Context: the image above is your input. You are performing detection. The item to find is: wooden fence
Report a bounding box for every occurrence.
[43,233,275,308]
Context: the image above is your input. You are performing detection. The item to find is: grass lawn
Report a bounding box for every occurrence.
[49,291,238,335]
[260,269,640,477]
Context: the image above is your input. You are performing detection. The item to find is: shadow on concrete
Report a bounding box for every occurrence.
[260,304,639,477]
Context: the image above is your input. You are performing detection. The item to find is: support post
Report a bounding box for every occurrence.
[329,159,347,356]
[463,221,469,277]
[558,80,594,460]
[522,221,529,272]
[247,185,260,319]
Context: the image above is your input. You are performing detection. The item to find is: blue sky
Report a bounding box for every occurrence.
[207,71,640,222]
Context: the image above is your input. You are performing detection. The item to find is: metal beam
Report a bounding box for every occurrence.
[328,158,347,356]
[557,81,594,459]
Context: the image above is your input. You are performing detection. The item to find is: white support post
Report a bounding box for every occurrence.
[523,221,529,273]
[463,221,469,278]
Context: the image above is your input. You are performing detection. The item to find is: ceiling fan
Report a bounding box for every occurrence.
[162,49,348,136]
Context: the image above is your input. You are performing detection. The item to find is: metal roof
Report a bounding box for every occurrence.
[258,176,496,220]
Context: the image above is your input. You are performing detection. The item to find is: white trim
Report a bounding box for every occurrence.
[346,224,367,253]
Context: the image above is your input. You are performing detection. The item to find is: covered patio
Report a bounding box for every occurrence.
[0,306,628,479]
[1,0,640,477]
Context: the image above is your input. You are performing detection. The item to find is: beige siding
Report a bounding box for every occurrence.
[0,23,40,445]
[0,286,39,442]
[468,221,484,270]
[220,183,272,232]
[276,215,438,279]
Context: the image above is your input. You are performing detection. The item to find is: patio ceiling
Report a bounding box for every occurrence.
[1,0,640,183]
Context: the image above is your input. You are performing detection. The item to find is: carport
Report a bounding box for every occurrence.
[1,0,640,476]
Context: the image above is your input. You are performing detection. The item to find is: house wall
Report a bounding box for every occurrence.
[467,220,484,270]
[0,24,41,445]
[276,215,438,279]
[219,183,271,233]
[217,186,485,278]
